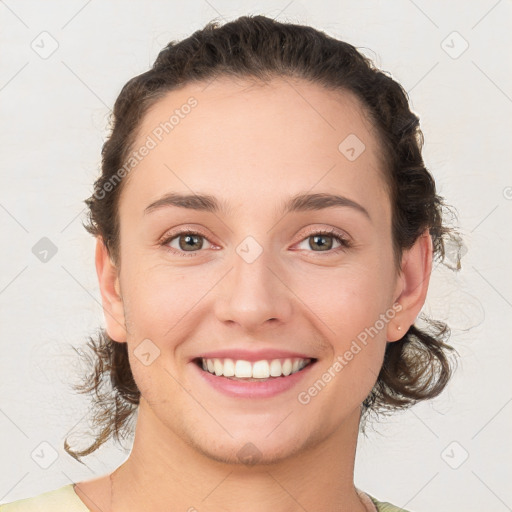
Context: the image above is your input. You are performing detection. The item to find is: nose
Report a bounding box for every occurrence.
[214,247,293,332]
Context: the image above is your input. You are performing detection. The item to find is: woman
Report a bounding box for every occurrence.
[1,14,458,512]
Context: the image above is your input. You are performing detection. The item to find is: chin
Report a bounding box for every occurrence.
[189,423,313,467]
[200,440,305,467]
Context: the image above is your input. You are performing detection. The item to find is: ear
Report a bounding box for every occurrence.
[386,229,433,342]
[95,237,127,343]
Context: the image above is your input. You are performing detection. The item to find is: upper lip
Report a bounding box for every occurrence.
[191,349,316,363]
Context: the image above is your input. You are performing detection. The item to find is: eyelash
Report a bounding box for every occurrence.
[159,227,352,258]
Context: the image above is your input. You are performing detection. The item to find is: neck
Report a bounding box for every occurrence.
[107,399,368,512]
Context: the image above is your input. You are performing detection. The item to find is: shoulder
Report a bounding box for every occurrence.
[0,484,89,512]
[367,493,413,512]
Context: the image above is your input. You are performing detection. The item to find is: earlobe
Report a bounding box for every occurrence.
[95,237,127,343]
[387,229,433,342]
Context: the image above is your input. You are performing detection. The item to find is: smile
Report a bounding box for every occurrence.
[192,357,317,398]
[197,357,314,380]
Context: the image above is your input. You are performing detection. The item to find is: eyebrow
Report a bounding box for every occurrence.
[144,192,371,220]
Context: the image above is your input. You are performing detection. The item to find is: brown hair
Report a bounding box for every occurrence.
[65,14,460,462]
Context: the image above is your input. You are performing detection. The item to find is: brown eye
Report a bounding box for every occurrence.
[309,234,334,251]
[161,230,213,257]
[296,229,351,254]
[177,233,204,251]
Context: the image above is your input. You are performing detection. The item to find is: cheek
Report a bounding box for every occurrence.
[304,272,390,409]
[301,264,392,379]
[306,265,391,330]
[121,264,212,339]
[122,242,395,344]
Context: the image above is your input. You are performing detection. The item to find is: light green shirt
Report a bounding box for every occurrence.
[0,484,411,511]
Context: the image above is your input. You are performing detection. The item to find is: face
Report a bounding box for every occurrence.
[100,76,409,465]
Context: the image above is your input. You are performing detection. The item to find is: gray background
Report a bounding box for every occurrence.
[1,1,511,510]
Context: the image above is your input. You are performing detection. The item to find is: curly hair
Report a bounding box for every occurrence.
[65,14,461,462]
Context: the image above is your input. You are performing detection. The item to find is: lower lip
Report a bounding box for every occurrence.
[192,360,316,398]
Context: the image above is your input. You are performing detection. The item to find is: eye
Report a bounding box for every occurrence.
[161,229,214,258]
[295,228,352,254]
[160,227,352,258]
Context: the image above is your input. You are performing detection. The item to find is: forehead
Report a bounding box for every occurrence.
[119,76,390,225]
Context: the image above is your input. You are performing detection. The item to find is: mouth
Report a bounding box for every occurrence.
[192,356,317,381]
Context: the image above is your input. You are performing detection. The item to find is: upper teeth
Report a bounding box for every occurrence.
[201,358,311,378]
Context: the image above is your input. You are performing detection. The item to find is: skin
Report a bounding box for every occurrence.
[74,76,432,512]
